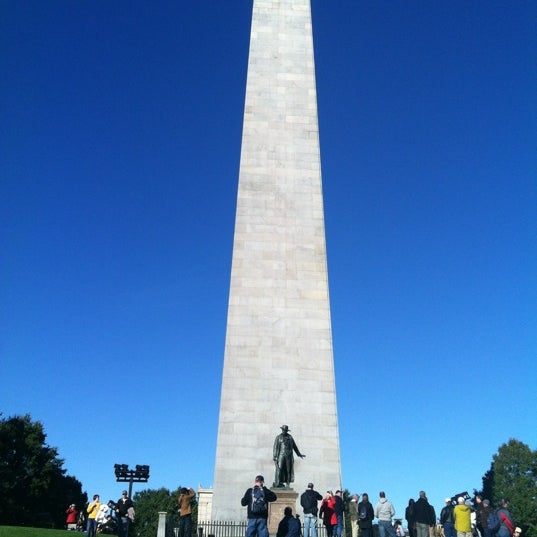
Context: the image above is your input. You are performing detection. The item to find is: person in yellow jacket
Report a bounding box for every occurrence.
[453,497,472,537]
[86,494,101,537]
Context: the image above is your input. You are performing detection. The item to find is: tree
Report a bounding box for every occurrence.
[0,413,87,528]
[480,439,537,537]
[133,487,198,537]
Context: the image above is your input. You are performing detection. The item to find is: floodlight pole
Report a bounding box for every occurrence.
[114,464,150,498]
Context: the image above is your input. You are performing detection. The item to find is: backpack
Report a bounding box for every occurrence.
[487,510,501,533]
[359,504,368,520]
[251,486,267,515]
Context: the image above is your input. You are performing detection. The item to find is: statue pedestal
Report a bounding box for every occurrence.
[268,488,299,535]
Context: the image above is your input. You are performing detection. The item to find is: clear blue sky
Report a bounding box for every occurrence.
[2,0,536,520]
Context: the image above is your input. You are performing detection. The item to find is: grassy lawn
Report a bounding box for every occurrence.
[0,527,79,537]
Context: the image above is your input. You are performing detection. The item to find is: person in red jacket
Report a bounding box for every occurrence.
[65,504,78,530]
[319,492,337,537]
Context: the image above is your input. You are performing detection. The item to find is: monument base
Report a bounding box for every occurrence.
[268,489,299,535]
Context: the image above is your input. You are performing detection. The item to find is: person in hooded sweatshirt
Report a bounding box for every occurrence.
[453,497,472,537]
[375,491,397,537]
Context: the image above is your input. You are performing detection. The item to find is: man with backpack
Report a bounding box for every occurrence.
[301,483,323,537]
[241,475,278,537]
[496,499,515,537]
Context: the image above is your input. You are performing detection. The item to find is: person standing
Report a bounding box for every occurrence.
[453,497,472,537]
[116,490,135,537]
[349,494,360,537]
[334,490,345,537]
[66,504,78,531]
[477,500,492,537]
[496,499,514,537]
[406,499,416,537]
[473,496,484,537]
[86,495,101,537]
[178,487,196,537]
[301,482,323,537]
[357,493,375,537]
[320,492,337,537]
[273,425,305,487]
[375,491,396,537]
[440,499,456,537]
[241,475,278,537]
[413,492,435,537]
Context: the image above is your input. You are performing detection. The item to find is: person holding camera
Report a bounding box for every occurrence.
[178,487,196,537]
[86,495,101,537]
[241,475,277,537]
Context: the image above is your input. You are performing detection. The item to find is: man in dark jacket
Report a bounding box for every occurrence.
[301,483,323,537]
[241,475,277,537]
[115,490,134,537]
[440,499,455,537]
[334,491,345,537]
[358,493,375,537]
[277,506,301,537]
[413,491,435,537]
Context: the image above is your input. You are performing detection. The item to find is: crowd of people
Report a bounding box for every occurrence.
[63,485,197,537]
[241,477,524,537]
[63,490,135,536]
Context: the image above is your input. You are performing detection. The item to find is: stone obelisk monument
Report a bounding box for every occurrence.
[211,0,341,520]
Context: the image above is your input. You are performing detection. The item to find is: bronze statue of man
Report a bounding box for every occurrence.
[273,425,305,488]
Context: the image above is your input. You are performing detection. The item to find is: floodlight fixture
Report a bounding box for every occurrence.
[113,463,150,497]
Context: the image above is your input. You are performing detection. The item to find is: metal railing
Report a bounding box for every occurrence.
[192,520,329,537]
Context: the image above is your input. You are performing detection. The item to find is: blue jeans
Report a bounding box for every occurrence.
[117,516,130,537]
[444,522,456,537]
[86,518,98,537]
[179,514,192,537]
[304,514,318,537]
[247,518,269,537]
[379,520,397,537]
[336,515,344,537]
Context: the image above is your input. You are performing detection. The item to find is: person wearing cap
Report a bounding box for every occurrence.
[358,493,375,537]
[115,490,134,537]
[440,498,455,537]
[477,499,492,537]
[375,491,396,537]
[273,425,305,488]
[453,497,472,537]
[496,499,514,537]
[514,527,522,536]
[301,482,323,537]
[178,487,196,537]
[241,475,277,537]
